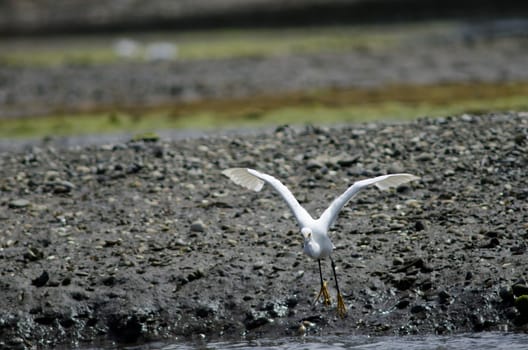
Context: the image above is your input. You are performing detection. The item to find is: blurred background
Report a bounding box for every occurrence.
[1,0,528,142]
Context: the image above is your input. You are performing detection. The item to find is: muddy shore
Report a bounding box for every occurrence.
[0,112,527,348]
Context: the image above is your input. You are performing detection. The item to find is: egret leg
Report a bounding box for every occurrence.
[331,257,347,318]
[314,259,331,306]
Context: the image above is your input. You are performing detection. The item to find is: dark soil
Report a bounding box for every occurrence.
[1,112,528,349]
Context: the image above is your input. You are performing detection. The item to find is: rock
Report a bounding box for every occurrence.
[8,199,30,208]
[24,247,44,261]
[415,153,434,161]
[306,159,324,170]
[414,220,426,231]
[31,271,49,287]
[195,303,218,318]
[393,275,417,290]
[187,268,205,282]
[244,310,272,330]
[46,180,76,194]
[108,314,143,343]
[465,271,473,281]
[499,287,515,304]
[481,238,500,248]
[396,298,410,309]
[263,301,288,318]
[438,290,452,304]
[512,284,528,297]
[190,221,205,232]
[392,257,405,266]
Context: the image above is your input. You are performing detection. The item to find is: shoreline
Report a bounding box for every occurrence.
[1,113,527,348]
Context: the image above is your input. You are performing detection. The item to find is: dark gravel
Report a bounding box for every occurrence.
[1,112,528,348]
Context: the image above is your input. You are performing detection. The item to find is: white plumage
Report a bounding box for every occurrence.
[222,168,419,244]
[222,167,419,318]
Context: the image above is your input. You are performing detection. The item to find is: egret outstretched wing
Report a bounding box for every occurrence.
[222,168,313,228]
[318,174,419,229]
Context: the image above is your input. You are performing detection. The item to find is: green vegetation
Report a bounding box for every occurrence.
[1,82,527,139]
[515,295,528,315]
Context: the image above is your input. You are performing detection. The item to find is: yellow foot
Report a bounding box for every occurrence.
[314,281,332,306]
[336,292,347,319]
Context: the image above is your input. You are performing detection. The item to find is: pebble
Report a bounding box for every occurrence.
[415,153,434,161]
[31,271,49,287]
[190,221,205,232]
[195,303,218,318]
[8,199,30,208]
[46,180,75,193]
[410,304,428,315]
[392,257,405,266]
[396,298,410,309]
[512,284,528,297]
[244,310,272,330]
[499,287,514,303]
[438,290,452,304]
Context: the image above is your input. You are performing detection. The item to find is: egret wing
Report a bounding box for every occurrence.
[222,168,313,228]
[222,168,265,192]
[318,173,419,229]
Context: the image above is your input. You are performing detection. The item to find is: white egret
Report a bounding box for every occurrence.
[222,168,419,318]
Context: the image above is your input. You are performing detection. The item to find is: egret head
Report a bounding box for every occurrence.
[301,227,313,241]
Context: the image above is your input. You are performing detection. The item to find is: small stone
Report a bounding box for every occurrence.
[393,275,417,290]
[294,270,304,280]
[512,284,528,297]
[195,303,218,318]
[460,114,473,122]
[190,221,205,232]
[438,290,452,304]
[481,237,500,248]
[306,159,324,170]
[8,199,30,209]
[24,247,44,261]
[32,271,49,287]
[335,154,360,167]
[244,310,271,330]
[410,304,427,314]
[414,221,426,231]
[396,298,410,309]
[405,199,422,209]
[415,153,434,161]
[76,165,91,175]
[187,268,205,281]
[392,257,404,266]
[499,287,514,303]
[47,180,75,193]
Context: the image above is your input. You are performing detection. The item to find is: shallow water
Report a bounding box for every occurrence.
[101,332,528,350]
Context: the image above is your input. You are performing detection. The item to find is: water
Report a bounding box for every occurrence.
[108,332,528,350]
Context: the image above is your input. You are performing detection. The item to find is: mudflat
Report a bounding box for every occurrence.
[1,113,527,348]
